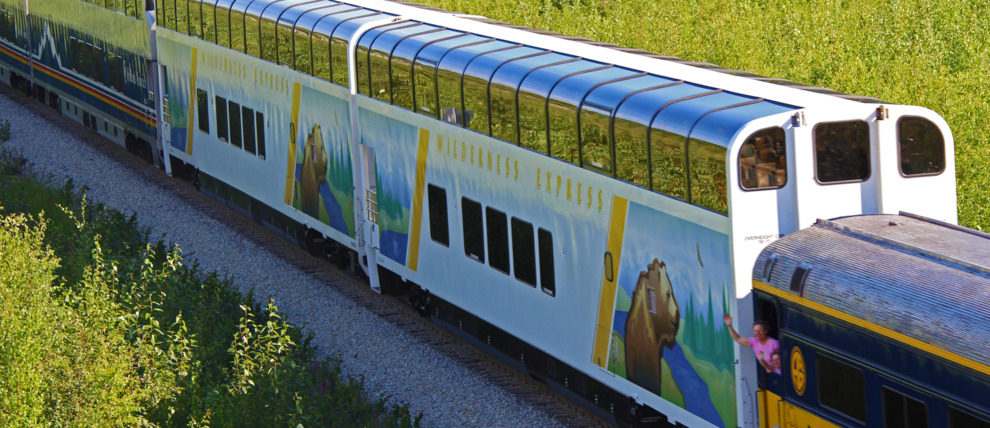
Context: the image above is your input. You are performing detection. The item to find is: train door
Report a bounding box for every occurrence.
[791,107,880,228]
[358,143,381,292]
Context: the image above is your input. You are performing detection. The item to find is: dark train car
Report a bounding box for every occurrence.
[751,213,990,427]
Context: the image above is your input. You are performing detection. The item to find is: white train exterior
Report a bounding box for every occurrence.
[0,0,958,426]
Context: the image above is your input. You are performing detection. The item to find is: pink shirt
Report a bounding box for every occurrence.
[749,336,781,374]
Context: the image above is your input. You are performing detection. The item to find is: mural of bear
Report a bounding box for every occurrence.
[299,123,327,219]
[624,259,681,394]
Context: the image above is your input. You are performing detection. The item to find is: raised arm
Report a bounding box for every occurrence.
[723,314,751,347]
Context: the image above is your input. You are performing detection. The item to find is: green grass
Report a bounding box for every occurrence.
[411,0,990,230]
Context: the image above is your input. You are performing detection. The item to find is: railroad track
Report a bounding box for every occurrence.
[0,83,610,428]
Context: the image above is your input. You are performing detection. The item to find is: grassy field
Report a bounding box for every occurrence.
[412,0,990,230]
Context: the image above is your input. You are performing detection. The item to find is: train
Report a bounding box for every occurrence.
[0,0,984,426]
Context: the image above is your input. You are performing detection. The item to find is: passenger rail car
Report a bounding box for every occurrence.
[0,0,964,426]
[752,213,990,428]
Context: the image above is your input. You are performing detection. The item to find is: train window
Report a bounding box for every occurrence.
[189,0,202,37]
[328,10,385,87]
[215,95,229,142]
[463,73,491,135]
[948,407,990,428]
[215,1,231,48]
[882,388,928,428]
[814,120,870,183]
[0,8,13,41]
[613,115,649,188]
[176,0,189,34]
[511,218,536,287]
[490,82,518,143]
[760,255,778,282]
[548,99,579,164]
[160,0,175,30]
[275,18,293,67]
[518,89,548,154]
[414,59,438,118]
[688,138,728,213]
[817,354,866,423]
[227,100,242,148]
[312,31,331,81]
[428,184,449,246]
[241,106,256,155]
[202,1,217,43]
[245,8,262,57]
[197,89,209,133]
[292,23,311,74]
[650,127,688,200]
[391,52,415,110]
[260,14,277,63]
[229,4,245,52]
[462,198,484,262]
[255,111,265,159]
[898,116,945,176]
[538,228,555,296]
[107,52,124,91]
[437,64,466,126]
[740,127,787,190]
[486,207,510,274]
[580,103,613,173]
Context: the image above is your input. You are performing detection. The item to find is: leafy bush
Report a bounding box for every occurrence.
[0,150,421,426]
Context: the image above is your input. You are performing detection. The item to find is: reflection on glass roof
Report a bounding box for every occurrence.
[691,101,795,146]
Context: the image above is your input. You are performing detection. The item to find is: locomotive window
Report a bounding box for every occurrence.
[882,388,928,428]
[511,218,536,287]
[688,138,728,214]
[814,120,870,183]
[490,82,517,144]
[414,59,438,118]
[227,100,242,148]
[197,89,209,133]
[486,207,510,275]
[614,115,649,188]
[241,106,256,155]
[818,354,866,423]
[548,98,579,164]
[580,103,613,173]
[255,111,265,159]
[428,184,449,246]
[650,127,688,201]
[740,127,787,190]
[215,95,229,142]
[948,407,990,428]
[898,116,945,176]
[462,198,484,263]
[538,228,555,296]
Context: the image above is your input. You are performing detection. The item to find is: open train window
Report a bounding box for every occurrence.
[739,127,786,190]
[814,120,870,183]
[511,218,536,287]
[883,387,928,428]
[461,198,484,262]
[818,354,866,423]
[428,184,449,247]
[898,116,945,176]
[486,207,510,274]
[948,407,990,428]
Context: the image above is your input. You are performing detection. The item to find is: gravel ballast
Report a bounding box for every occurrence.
[0,90,567,428]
